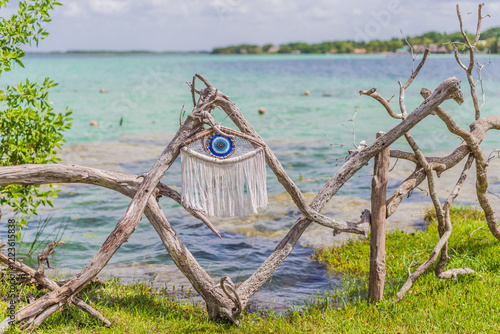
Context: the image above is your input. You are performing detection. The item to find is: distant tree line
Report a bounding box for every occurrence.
[212,27,500,54]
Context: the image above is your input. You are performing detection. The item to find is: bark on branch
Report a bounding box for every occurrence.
[235,77,462,306]
[0,242,111,331]
[386,115,500,218]
[368,132,389,302]
[0,82,214,329]
[197,73,370,235]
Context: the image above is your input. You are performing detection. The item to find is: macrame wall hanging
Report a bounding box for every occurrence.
[181,126,268,218]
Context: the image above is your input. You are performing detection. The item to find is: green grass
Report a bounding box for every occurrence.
[1,206,500,333]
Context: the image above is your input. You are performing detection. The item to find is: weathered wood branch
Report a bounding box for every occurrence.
[220,276,242,316]
[395,151,477,302]
[435,153,475,275]
[456,3,484,119]
[398,49,430,118]
[1,84,215,328]
[0,163,239,327]
[0,242,111,330]
[198,73,370,235]
[37,241,60,276]
[0,164,219,238]
[395,46,446,239]
[143,197,239,325]
[405,132,446,223]
[359,88,402,119]
[421,88,470,139]
[386,114,500,218]
[437,267,477,279]
[402,49,430,90]
[368,132,389,302]
[393,106,464,302]
[397,130,448,300]
[395,228,451,301]
[317,77,461,213]
[421,86,500,240]
[234,77,462,306]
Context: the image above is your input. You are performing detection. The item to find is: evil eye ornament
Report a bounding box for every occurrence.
[181,126,268,217]
[206,134,235,159]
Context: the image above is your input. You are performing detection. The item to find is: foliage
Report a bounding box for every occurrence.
[1,206,499,333]
[0,0,57,74]
[480,26,500,39]
[211,27,500,54]
[0,0,72,232]
[212,44,263,54]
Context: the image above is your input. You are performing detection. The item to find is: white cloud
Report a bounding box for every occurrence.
[60,1,87,18]
[26,0,500,52]
[302,6,335,21]
[134,0,202,18]
[88,0,131,15]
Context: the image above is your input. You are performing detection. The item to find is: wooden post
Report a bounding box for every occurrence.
[368,131,390,302]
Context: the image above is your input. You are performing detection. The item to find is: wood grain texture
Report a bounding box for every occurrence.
[368,132,389,302]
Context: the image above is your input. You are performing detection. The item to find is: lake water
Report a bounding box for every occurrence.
[1,53,499,310]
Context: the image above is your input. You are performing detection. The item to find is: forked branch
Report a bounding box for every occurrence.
[0,242,111,330]
[455,3,487,119]
[193,73,370,235]
[235,77,462,306]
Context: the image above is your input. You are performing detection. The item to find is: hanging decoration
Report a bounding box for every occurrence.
[180,126,268,218]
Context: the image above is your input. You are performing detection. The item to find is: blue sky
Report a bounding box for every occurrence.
[20,0,500,52]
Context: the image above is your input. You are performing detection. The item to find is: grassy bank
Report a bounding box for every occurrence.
[1,206,499,333]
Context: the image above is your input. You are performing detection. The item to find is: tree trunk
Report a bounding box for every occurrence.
[368,132,389,302]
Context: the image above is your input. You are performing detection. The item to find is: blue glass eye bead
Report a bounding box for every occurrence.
[207,134,235,158]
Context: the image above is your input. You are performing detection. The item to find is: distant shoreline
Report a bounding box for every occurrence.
[25,51,498,57]
[26,50,211,56]
[25,26,500,56]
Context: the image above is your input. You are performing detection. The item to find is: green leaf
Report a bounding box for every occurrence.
[0,0,71,235]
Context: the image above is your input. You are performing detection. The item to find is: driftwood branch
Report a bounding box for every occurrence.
[398,49,430,118]
[0,163,237,328]
[393,6,493,298]
[435,153,476,276]
[456,3,484,120]
[203,73,370,235]
[386,113,500,218]
[368,132,389,302]
[0,81,212,328]
[220,276,242,317]
[452,4,500,241]
[395,152,477,302]
[0,242,111,330]
[359,88,402,119]
[437,267,477,279]
[36,241,61,276]
[0,164,220,238]
[234,77,462,306]
[421,85,500,241]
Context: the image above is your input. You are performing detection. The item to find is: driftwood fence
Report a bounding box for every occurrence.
[1,4,499,331]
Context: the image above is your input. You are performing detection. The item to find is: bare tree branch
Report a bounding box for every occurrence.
[0,243,111,329]
[234,77,462,306]
[359,88,403,119]
[456,3,486,119]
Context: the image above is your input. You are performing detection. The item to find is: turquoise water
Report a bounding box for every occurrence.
[1,54,499,310]
[4,53,499,148]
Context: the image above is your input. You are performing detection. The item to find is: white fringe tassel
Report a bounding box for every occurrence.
[181,148,268,217]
